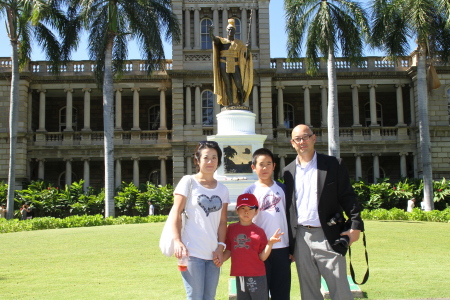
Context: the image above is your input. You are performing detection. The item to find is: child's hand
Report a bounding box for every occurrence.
[269,228,284,245]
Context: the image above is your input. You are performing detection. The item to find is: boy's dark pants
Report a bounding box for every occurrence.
[236,275,268,300]
[264,247,291,300]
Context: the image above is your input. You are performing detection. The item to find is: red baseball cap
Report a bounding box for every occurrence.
[236,193,259,209]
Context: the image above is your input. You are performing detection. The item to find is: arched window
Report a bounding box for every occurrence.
[149,170,160,186]
[364,102,383,127]
[148,105,160,130]
[367,167,386,184]
[59,107,78,132]
[233,18,241,40]
[275,103,295,128]
[58,171,78,188]
[202,90,214,126]
[201,18,213,50]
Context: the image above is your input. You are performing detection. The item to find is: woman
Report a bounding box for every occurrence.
[172,141,229,300]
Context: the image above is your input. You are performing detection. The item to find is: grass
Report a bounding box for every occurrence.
[0,220,449,299]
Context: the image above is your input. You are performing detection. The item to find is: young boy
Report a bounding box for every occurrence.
[243,148,291,299]
[221,193,283,300]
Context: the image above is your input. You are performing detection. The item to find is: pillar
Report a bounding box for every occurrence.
[64,158,72,186]
[373,153,380,183]
[222,7,228,37]
[278,155,286,178]
[320,85,327,127]
[159,156,167,186]
[159,87,167,130]
[132,157,140,187]
[355,154,363,180]
[368,84,378,126]
[395,84,406,126]
[27,91,32,132]
[276,85,285,127]
[413,152,418,178]
[409,84,416,126]
[185,85,192,125]
[37,158,45,180]
[195,84,202,125]
[186,155,193,175]
[115,88,123,130]
[82,88,91,131]
[303,85,311,126]
[212,8,219,37]
[241,8,248,44]
[184,8,191,49]
[131,87,140,130]
[253,84,259,123]
[37,89,46,132]
[351,84,361,126]
[115,158,122,188]
[82,157,90,192]
[400,152,408,178]
[193,7,200,49]
[64,88,73,131]
[250,6,257,47]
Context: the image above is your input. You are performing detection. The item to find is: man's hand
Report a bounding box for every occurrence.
[341,229,361,246]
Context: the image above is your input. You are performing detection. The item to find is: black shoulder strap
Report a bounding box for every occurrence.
[349,231,369,285]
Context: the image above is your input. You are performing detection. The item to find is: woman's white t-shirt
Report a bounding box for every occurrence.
[174,175,230,260]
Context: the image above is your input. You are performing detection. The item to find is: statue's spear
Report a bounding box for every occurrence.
[246,4,254,57]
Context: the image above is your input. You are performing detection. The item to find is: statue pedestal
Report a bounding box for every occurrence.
[208,109,267,210]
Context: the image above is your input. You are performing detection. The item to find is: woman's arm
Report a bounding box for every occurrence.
[213,203,228,267]
[171,193,188,259]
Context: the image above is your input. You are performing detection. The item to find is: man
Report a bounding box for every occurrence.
[282,124,364,300]
[209,19,253,106]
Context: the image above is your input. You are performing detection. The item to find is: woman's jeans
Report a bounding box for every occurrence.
[181,256,220,300]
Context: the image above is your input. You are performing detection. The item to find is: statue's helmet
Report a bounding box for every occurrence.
[227,18,236,29]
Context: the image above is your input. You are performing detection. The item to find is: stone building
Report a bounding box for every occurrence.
[1,0,449,190]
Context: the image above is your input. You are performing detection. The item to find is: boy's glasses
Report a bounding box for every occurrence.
[291,134,314,143]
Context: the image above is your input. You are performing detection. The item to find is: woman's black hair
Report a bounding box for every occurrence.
[193,141,222,172]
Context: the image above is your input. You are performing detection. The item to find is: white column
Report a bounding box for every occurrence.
[64,88,73,131]
[253,84,259,123]
[368,84,379,126]
[131,87,140,130]
[222,7,228,37]
[64,158,72,186]
[395,84,406,126]
[303,85,311,126]
[213,8,219,36]
[250,7,257,47]
[241,8,248,44]
[26,158,31,180]
[115,88,122,130]
[37,158,45,180]
[195,84,202,125]
[193,7,200,49]
[413,152,418,178]
[185,85,192,125]
[186,155,193,175]
[213,94,220,124]
[373,153,380,183]
[159,87,167,130]
[351,84,361,126]
[159,156,167,186]
[82,88,91,131]
[82,158,90,192]
[37,89,46,132]
[276,85,285,127]
[400,152,408,178]
[278,155,286,178]
[132,157,140,187]
[115,158,122,188]
[27,91,32,132]
[184,8,191,49]
[355,154,362,180]
[409,84,416,126]
[320,85,328,127]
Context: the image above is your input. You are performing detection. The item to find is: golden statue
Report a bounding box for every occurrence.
[209,19,253,107]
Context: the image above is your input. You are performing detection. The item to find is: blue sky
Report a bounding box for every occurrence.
[0,2,382,60]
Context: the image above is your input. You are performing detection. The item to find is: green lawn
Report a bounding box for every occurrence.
[0,220,449,299]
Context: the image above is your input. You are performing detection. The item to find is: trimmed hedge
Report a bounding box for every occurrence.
[361,208,450,222]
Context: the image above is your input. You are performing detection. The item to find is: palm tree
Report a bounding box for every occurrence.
[370,0,450,211]
[67,0,180,217]
[285,0,370,158]
[0,0,67,219]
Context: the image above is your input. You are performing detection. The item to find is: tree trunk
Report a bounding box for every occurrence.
[6,38,19,220]
[103,38,115,217]
[327,51,340,158]
[416,49,434,210]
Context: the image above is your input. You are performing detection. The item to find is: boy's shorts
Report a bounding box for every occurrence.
[236,275,268,300]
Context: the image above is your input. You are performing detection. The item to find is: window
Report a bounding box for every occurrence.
[367,167,386,184]
[59,107,78,132]
[364,102,383,127]
[233,18,241,40]
[201,18,213,50]
[202,90,214,126]
[148,105,160,130]
[149,170,160,186]
[275,103,295,128]
[58,171,77,188]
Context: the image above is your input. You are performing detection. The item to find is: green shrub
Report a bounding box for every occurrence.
[361,208,450,222]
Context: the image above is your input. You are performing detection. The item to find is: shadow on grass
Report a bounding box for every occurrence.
[379,220,426,224]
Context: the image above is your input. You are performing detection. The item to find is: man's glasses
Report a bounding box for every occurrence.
[291,134,314,143]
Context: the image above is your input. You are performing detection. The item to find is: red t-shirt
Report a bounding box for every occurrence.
[225,222,268,277]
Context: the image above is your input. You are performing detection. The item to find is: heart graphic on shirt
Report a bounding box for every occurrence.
[197,194,222,217]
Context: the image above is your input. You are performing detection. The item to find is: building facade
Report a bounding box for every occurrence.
[1,0,450,190]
